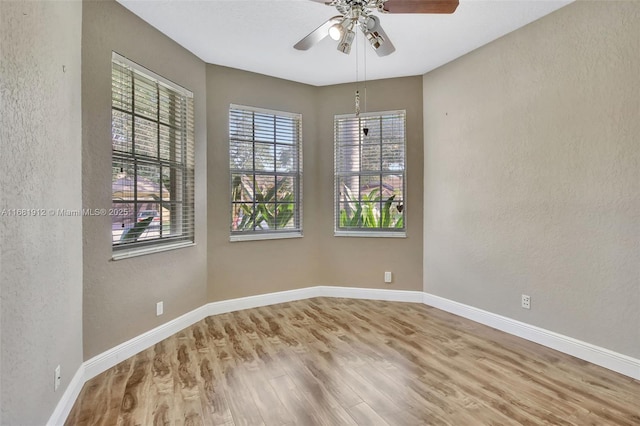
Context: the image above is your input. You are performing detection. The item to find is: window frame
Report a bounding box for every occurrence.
[334,110,407,238]
[110,52,195,259]
[228,104,303,242]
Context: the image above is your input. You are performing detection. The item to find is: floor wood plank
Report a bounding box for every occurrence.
[66,298,640,426]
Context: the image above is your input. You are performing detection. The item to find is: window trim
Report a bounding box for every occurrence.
[334,110,407,238]
[229,232,303,243]
[112,241,196,261]
[110,52,195,257]
[228,103,303,242]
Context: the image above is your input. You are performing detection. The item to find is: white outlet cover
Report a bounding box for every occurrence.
[156,301,164,316]
[384,272,392,283]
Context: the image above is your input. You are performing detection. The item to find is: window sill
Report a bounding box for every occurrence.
[334,230,407,238]
[230,232,303,242]
[112,241,196,261]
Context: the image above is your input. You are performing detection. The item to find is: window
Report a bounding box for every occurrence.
[334,110,406,237]
[229,104,302,241]
[111,52,195,258]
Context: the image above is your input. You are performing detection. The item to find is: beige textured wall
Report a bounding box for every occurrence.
[82,0,423,364]
[82,0,208,359]
[423,1,640,357]
[0,1,83,424]
[317,77,424,290]
[207,69,423,299]
[207,65,321,301]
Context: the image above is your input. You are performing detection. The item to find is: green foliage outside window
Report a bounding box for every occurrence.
[232,176,295,231]
[339,185,403,229]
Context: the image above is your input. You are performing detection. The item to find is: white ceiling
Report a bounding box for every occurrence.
[117,0,573,86]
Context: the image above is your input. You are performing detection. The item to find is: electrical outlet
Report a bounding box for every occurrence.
[521,294,531,310]
[54,365,61,391]
[156,301,164,316]
[384,271,392,283]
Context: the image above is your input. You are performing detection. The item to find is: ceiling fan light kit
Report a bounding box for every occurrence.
[294,0,459,57]
[338,27,356,54]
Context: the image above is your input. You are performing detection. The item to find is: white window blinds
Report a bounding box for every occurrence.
[229,104,302,240]
[111,52,195,254]
[334,110,406,236]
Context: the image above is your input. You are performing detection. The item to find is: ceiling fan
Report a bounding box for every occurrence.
[294,0,459,57]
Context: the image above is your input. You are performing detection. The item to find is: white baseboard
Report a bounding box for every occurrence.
[46,364,85,426]
[423,292,640,380]
[49,286,639,425]
[206,286,323,316]
[83,303,211,382]
[77,286,424,384]
[319,285,425,303]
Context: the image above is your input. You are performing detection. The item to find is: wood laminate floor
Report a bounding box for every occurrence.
[66,298,640,425]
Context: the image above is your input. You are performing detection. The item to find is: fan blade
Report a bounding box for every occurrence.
[383,0,459,14]
[294,16,344,50]
[363,16,395,57]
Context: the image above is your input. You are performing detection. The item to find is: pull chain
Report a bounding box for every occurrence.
[355,23,360,117]
[363,31,367,114]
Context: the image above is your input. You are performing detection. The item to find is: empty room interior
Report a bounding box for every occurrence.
[1,0,639,424]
